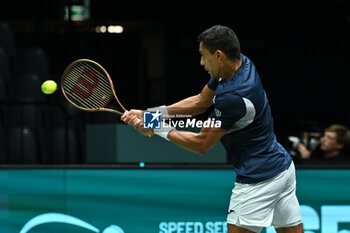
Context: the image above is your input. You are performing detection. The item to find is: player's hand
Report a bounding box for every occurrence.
[121,110,154,137]
[121,109,143,124]
[127,109,143,119]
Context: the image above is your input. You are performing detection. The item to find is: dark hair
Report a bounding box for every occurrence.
[325,124,350,146]
[197,25,241,61]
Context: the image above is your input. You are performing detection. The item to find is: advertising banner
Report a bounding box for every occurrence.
[0,168,349,233]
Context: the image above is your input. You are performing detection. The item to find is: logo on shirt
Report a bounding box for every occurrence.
[214,108,221,117]
[213,95,216,104]
[143,111,161,129]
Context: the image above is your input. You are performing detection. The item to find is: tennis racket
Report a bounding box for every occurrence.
[61,59,127,115]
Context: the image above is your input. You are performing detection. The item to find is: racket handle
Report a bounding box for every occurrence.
[123,110,151,137]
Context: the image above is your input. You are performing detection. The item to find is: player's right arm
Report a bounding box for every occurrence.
[166,84,214,116]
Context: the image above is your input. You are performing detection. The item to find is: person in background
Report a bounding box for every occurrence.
[298,124,350,160]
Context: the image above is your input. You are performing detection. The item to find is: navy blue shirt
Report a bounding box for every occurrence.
[208,54,292,184]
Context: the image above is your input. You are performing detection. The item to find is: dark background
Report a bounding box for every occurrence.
[1,0,349,163]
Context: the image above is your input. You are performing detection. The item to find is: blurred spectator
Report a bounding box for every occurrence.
[298,124,350,161]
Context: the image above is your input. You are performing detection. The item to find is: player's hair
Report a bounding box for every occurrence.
[197,25,241,61]
[325,124,350,146]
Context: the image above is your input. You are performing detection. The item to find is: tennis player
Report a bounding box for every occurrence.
[122,25,304,233]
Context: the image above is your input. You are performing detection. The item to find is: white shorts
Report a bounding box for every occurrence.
[227,162,302,233]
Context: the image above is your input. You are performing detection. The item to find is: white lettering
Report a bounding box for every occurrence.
[161,119,221,129]
[171,120,178,128]
[203,120,210,128]
[178,121,184,128]
[196,121,203,128]
[186,119,196,127]
[214,121,221,128]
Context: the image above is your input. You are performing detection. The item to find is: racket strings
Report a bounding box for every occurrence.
[64,74,106,109]
[65,79,109,109]
[66,64,111,98]
[63,62,112,109]
[75,63,112,90]
[73,62,111,89]
[65,82,106,109]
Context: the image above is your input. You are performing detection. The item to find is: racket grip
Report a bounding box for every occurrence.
[124,110,150,137]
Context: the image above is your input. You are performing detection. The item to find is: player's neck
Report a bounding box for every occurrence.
[221,58,242,79]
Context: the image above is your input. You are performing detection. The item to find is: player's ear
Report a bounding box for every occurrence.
[215,50,224,60]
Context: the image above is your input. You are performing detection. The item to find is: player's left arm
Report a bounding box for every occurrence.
[167,120,227,155]
[166,93,249,154]
[122,114,226,154]
[122,92,246,153]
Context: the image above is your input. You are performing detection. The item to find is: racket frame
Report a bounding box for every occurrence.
[61,59,126,115]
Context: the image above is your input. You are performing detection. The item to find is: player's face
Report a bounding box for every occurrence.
[320,131,343,152]
[199,42,220,78]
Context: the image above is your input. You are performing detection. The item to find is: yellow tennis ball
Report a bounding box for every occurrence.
[41,80,57,94]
